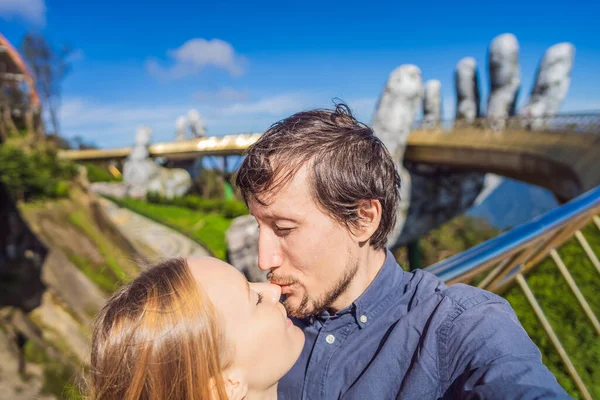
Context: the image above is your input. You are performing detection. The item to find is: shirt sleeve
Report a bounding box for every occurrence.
[440,299,572,399]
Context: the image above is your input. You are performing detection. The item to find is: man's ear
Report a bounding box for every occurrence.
[352,199,382,244]
[222,368,248,400]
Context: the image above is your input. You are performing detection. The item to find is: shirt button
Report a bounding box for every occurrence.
[360,315,368,324]
[325,334,336,344]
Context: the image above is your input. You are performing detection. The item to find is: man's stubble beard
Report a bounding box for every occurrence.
[282,257,360,319]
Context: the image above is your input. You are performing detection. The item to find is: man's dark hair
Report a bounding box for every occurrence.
[236,102,401,249]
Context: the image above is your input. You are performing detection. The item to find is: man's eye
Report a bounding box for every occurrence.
[256,292,264,305]
[274,225,293,232]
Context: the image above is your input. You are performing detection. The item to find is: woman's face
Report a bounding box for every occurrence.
[188,258,304,391]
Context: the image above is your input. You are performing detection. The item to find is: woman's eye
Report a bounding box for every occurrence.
[256,292,264,305]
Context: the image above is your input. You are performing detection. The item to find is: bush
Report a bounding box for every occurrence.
[85,163,122,183]
[146,192,248,218]
[0,142,77,201]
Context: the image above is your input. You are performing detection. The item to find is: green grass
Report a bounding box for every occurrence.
[23,340,83,399]
[67,209,132,282]
[84,163,122,183]
[109,197,234,260]
[68,254,122,293]
[503,221,600,399]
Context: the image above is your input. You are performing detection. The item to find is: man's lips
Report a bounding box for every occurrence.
[276,283,295,295]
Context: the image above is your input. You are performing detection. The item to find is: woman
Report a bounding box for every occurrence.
[90,257,305,399]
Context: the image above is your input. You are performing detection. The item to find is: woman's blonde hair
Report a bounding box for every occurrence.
[90,257,231,399]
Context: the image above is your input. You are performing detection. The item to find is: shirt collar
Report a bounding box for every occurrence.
[350,249,406,328]
[303,250,407,328]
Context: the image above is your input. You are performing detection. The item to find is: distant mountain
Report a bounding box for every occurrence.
[467,177,559,230]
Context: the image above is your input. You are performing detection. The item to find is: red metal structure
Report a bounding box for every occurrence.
[0,33,40,106]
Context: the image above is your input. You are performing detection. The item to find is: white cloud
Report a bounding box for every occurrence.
[59,93,313,148]
[60,98,187,147]
[218,94,311,116]
[147,38,247,80]
[0,0,45,25]
[193,87,249,102]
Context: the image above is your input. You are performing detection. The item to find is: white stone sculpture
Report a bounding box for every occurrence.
[373,67,485,249]
[455,57,481,123]
[372,65,423,161]
[188,109,206,138]
[520,43,575,130]
[422,80,442,129]
[487,33,520,130]
[371,65,422,245]
[122,126,192,199]
[175,116,188,141]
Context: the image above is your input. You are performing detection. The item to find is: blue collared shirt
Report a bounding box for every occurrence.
[278,250,570,399]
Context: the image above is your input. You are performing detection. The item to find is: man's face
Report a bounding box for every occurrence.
[248,165,360,318]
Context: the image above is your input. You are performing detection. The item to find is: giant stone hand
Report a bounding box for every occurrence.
[374,33,574,250]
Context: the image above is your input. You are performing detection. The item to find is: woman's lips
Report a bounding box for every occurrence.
[277,302,290,326]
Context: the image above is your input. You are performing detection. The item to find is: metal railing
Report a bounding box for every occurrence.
[414,112,600,134]
[426,185,600,400]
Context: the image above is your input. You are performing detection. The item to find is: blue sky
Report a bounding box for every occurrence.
[1,0,599,148]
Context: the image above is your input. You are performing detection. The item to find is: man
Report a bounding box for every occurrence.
[236,104,569,399]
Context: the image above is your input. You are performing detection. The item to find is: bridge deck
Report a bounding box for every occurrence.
[407,128,600,201]
[59,128,600,201]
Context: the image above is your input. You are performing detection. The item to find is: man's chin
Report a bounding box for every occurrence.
[283,295,311,319]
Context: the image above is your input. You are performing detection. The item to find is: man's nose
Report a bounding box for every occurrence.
[257,230,283,271]
[249,282,282,303]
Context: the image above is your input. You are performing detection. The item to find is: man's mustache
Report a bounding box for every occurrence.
[267,271,300,286]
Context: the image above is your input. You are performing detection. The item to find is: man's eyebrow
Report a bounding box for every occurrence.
[259,213,300,223]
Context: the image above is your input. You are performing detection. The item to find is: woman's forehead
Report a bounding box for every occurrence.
[187,258,249,309]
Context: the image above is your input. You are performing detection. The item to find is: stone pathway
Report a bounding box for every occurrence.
[97,198,210,261]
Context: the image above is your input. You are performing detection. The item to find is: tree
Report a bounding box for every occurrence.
[20,33,71,135]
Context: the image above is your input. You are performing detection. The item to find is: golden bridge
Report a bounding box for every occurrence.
[60,113,600,201]
[61,113,600,399]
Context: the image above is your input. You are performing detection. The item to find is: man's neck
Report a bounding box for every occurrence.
[246,384,278,400]
[329,248,387,313]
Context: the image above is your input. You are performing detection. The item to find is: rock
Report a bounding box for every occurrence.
[455,57,481,123]
[422,80,442,129]
[396,164,485,247]
[0,325,54,400]
[29,292,90,363]
[89,181,126,198]
[147,167,193,199]
[520,43,575,130]
[122,126,192,199]
[226,215,266,282]
[0,184,46,312]
[487,33,520,130]
[40,249,106,323]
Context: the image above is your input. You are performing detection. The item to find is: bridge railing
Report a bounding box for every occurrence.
[425,185,600,400]
[415,113,600,134]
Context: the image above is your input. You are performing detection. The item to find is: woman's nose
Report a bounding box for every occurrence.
[249,282,282,302]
